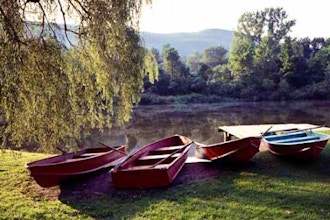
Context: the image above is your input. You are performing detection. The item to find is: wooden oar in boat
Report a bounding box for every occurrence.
[261,126,273,137]
[149,141,194,168]
[285,125,325,134]
[263,125,325,136]
[98,142,128,155]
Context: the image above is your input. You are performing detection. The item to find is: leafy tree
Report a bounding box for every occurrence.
[202,46,228,68]
[211,64,232,83]
[278,37,308,88]
[229,36,255,80]
[190,76,208,94]
[229,7,295,98]
[150,47,162,63]
[143,49,159,90]
[0,0,157,152]
[149,69,171,96]
[162,44,189,79]
[253,8,295,80]
[298,37,326,60]
[187,51,202,75]
[306,45,330,84]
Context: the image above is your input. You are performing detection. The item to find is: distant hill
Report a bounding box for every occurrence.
[141,29,234,57]
[33,24,234,57]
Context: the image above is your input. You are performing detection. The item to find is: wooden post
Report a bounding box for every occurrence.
[224,132,232,142]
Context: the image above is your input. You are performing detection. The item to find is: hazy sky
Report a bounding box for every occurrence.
[140,0,329,38]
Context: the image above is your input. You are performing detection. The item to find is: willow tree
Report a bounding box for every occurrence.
[0,0,157,152]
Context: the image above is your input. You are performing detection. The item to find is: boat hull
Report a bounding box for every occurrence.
[261,131,330,160]
[26,146,126,187]
[111,135,192,189]
[195,137,261,163]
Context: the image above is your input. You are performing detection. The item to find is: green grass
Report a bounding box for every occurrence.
[1,131,330,219]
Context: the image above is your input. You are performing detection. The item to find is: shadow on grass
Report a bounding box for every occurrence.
[58,147,330,219]
[58,161,255,219]
[256,146,330,178]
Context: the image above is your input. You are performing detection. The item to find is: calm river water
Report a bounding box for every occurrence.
[85,100,330,152]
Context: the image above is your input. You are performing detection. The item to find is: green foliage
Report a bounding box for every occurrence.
[162,44,189,80]
[148,70,171,95]
[202,46,228,68]
[196,63,212,81]
[229,36,255,79]
[278,37,308,88]
[187,51,202,74]
[191,76,208,94]
[306,45,330,84]
[0,39,76,151]
[229,7,295,82]
[0,0,156,152]
[211,64,232,83]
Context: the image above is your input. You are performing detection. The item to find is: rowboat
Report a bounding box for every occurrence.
[26,146,126,188]
[261,131,330,160]
[194,137,261,163]
[111,135,193,189]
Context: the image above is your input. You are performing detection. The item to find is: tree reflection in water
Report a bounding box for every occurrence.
[82,101,330,152]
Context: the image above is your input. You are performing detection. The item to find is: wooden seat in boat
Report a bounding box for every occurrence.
[138,153,180,161]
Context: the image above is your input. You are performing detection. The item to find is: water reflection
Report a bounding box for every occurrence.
[83,101,330,152]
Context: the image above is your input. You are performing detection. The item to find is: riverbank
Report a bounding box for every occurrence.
[1,131,330,219]
[139,93,237,105]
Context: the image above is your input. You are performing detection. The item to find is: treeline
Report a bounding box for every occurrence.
[141,8,330,104]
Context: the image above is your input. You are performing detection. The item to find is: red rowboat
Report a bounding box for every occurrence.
[111,135,193,189]
[26,146,126,188]
[261,131,330,160]
[194,137,261,163]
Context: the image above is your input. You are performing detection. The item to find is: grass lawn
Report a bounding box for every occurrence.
[1,130,330,219]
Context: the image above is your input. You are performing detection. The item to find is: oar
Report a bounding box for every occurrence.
[149,141,194,168]
[261,125,273,137]
[98,142,128,155]
[267,125,325,136]
[284,125,325,134]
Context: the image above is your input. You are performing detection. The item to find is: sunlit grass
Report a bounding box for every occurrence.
[1,134,330,219]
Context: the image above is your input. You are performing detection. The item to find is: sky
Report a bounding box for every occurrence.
[140,0,330,38]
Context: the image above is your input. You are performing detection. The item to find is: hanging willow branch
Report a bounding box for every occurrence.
[0,0,158,152]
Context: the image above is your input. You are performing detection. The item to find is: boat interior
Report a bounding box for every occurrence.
[265,131,308,142]
[264,131,328,144]
[128,145,186,169]
[274,136,320,144]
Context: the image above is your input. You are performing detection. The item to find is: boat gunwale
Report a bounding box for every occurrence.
[120,145,191,172]
[196,136,261,149]
[25,146,126,168]
[263,132,330,146]
[112,135,192,172]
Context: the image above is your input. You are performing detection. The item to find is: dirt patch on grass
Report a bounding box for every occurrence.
[22,178,61,201]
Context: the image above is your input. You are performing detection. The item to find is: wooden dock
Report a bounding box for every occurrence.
[218,123,329,141]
